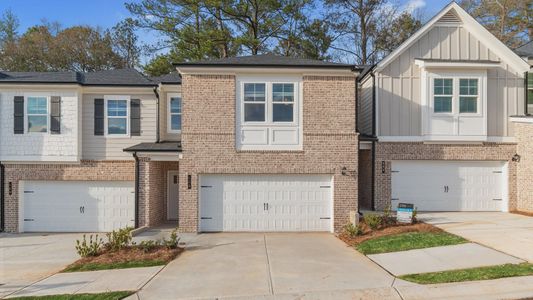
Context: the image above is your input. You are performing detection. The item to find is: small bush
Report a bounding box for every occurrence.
[412,207,418,224]
[139,240,161,253]
[364,213,382,230]
[382,205,396,226]
[106,227,133,251]
[344,223,364,237]
[162,228,180,249]
[76,234,103,257]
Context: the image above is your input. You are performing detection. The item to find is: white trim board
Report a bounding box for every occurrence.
[378,136,516,143]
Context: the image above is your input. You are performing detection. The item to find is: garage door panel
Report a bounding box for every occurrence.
[392,161,505,212]
[200,175,332,232]
[22,181,134,232]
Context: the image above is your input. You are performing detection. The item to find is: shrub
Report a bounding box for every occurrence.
[344,223,363,237]
[412,207,418,224]
[139,240,161,253]
[382,205,396,226]
[106,227,133,251]
[75,234,103,257]
[364,213,382,230]
[162,228,180,249]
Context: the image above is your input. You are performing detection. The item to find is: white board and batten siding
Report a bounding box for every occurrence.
[82,94,157,160]
[199,174,333,232]
[376,22,525,138]
[391,161,507,212]
[20,180,135,232]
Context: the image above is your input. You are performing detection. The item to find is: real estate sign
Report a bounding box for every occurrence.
[397,203,414,223]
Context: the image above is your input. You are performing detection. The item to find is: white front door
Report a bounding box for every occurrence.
[391,161,506,211]
[199,174,333,232]
[21,181,135,232]
[167,171,179,220]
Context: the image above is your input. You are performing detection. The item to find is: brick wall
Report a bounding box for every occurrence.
[179,74,358,232]
[3,160,134,232]
[374,142,517,211]
[514,122,533,213]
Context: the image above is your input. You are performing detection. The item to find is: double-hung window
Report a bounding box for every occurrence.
[27,96,48,133]
[244,83,266,122]
[272,83,294,122]
[169,94,182,132]
[459,79,478,113]
[432,77,479,114]
[106,97,129,135]
[433,79,453,113]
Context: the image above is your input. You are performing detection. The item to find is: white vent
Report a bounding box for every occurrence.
[438,10,461,23]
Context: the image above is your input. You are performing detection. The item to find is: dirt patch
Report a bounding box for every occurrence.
[338,222,443,246]
[511,210,533,217]
[65,246,183,270]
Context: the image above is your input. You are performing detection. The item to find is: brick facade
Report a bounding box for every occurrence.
[3,160,134,232]
[514,122,533,213]
[179,74,358,232]
[374,142,518,211]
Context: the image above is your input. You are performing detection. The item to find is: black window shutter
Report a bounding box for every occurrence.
[13,96,24,134]
[50,96,61,134]
[130,99,141,136]
[94,98,104,136]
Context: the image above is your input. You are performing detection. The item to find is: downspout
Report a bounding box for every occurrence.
[133,152,140,228]
[371,71,377,211]
[153,86,160,143]
[0,162,4,232]
[525,72,529,115]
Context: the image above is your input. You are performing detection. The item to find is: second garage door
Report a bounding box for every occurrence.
[199,175,333,232]
[391,161,506,211]
[21,181,135,232]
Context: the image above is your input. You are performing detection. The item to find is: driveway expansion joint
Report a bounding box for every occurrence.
[263,234,275,295]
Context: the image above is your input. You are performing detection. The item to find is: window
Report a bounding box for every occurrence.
[459,78,478,113]
[244,83,266,122]
[106,99,128,135]
[169,96,182,132]
[527,72,533,115]
[433,78,453,113]
[272,83,294,122]
[27,96,48,133]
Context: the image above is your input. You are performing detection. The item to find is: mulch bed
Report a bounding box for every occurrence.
[511,210,533,217]
[338,222,444,246]
[65,246,183,270]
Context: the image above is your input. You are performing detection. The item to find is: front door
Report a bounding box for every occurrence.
[167,171,179,220]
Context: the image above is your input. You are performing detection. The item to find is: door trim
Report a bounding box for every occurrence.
[167,170,179,221]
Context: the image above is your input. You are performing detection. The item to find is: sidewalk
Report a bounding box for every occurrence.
[5,266,163,299]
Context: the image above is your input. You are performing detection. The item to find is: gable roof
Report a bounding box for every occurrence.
[0,68,181,86]
[175,54,362,70]
[375,2,530,74]
[515,40,533,58]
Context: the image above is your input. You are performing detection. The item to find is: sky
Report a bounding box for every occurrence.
[0,0,451,61]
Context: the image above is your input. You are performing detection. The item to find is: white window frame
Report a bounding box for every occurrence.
[431,78,454,115]
[25,94,50,135]
[104,95,130,137]
[240,81,298,126]
[430,74,483,117]
[242,82,267,124]
[167,93,182,133]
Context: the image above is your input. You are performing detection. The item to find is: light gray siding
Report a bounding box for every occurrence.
[377,25,525,137]
[159,86,182,142]
[358,75,374,136]
[82,93,157,160]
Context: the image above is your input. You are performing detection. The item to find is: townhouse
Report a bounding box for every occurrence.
[0,2,531,234]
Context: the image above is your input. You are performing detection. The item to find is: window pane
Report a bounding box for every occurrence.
[460,79,478,95]
[170,97,181,114]
[273,83,294,102]
[28,115,47,132]
[434,79,452,95]
[244,83,265,102]
[434,96,452,113]
[27,97,47,114]
[108,100,127,116]
[273,103,294,122]
[527,89,533,115]
[171,114,181,131]
[244,103,265,122]
[460,96,477,113]
[108,118,127,134]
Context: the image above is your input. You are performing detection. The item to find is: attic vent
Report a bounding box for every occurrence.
[438,11,461,23]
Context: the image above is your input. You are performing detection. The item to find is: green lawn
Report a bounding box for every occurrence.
[356,231,467,255]
[62,259,166,273]
[400,263,533,284]
[9,291,133,300]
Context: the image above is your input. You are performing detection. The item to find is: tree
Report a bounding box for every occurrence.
[374,12,422,54]
[459,0,531,48]
[0,9,19,46]
[144,51,180,76]
[111,19,142,68]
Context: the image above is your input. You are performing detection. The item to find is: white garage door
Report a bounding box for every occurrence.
[21,181,135,232]
[199,175,333,232]
[391,161,506,211]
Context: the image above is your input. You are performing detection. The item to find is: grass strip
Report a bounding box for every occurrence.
[62,259,166,273]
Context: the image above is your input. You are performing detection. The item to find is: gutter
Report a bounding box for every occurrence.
[133,153,140,228]
[0,162,4,232]
[153,86,161,143]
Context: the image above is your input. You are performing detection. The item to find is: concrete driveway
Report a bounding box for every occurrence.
[137,233,396,299]
[0,233,81,298]
[420,212,533,262]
